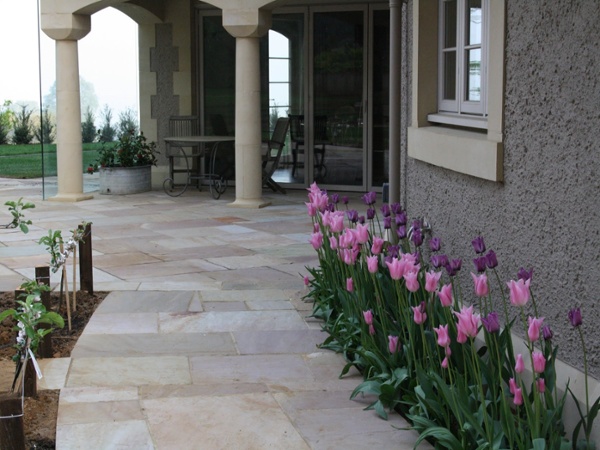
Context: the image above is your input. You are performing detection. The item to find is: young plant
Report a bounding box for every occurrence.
[3,197,35,233]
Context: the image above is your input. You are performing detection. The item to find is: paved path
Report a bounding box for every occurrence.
[0,179,431,449]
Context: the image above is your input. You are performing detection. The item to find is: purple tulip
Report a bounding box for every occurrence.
[331,193,339,204]
[445,259,462,277]
[362,191,377,206]
[342,196,349,205]
[542,325,553,341]
[387,245,399,259]
[431,254,449,269]
[367,208,376,220]
[395,211,407,226]
[473,256,487,273]
[390,203,403,215]
[381,204,391,217]
[568,307,582,327]
[471,236,486,254]
[482,312,500,333]
[396,226,406,239]
[358,215,365,224]
[346,209,358,223]
[412,219,421,231]
[384,216,392,229]
[485,250,498,269]
[517,267,534,281]
[429,237,441,252]
[411,228,423,247]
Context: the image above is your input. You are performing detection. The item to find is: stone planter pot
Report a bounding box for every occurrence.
[98,165,152,195]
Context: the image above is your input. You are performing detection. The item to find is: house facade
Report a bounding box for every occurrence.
[41,0,600,424]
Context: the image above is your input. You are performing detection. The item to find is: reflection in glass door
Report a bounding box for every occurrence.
[312,10,364,187]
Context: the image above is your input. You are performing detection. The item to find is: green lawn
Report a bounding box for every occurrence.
[0,143,104,178]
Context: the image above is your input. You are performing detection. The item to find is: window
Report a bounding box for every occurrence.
[408,0,504,182]
[438,0,486,117]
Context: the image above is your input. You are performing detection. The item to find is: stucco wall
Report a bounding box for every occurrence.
[404,1,600,376]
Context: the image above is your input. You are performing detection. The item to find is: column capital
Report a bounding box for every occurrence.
[222,9,271,38]
[42,12,91,41]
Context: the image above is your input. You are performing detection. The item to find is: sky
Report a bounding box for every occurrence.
[0,1,138,118]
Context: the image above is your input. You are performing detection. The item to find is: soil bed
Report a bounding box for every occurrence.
[0,290,107,449]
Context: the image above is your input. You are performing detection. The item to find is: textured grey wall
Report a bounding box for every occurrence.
[405,1,600,376]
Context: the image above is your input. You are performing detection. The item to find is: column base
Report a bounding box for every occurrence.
[228,198,272,209]
[48,193,94,203]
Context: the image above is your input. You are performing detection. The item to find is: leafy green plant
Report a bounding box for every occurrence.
[34,107,55,144]
[87,129,157,174]
[0,100,13,145]
[2,197,35,233]
[0,281,64,392]
[81,107,96,143]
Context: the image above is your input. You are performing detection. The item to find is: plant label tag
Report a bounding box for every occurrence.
[28,349,43,379]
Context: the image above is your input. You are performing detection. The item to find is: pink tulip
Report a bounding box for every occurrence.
[354,223,370,244]
[470,272,489,297]
[509,377,517,395]
[527,316,544,342]
[363,310,373,325]
[309,232,323,250]
[425,271,442,293]
[507,278,531,307]
[329,236,338,250]
[437,284,454,307]
[368,324,375,335]
[386,257,406,280]
[404,271,420,292]
[306,202,317,217]
[313,223,320,233]
[412,302,427,325]
[388,335,399,353]
[445,346,452,357]
[513,387,523,406]
[371,237,384,255]
[434,324,451,348]
[339,230,357,249]
[454,305,480,343]
[307,182,328,212]
[346,277,354,292]
[303,276,309,286]
[515,354,524,374]
[441,356,449,369]
[340,247,359,265]
[537,378,546,393]
[330,212,345,233]
[532,351,546,374]
[367,256,379,274]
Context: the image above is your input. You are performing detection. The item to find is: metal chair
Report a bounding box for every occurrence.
[289,114,304,177]
[288,114,327,179]
[262,117,290,194]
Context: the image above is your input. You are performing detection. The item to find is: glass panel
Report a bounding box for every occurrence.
[203,15,236,180]
[466,48,481,101]
[268,59,289,82]
[261,14,304,185]
[467,0,482,46]
[372,9,390,188]
[443,0,457,49]
[313,11,364,186]
[443,51,456,100]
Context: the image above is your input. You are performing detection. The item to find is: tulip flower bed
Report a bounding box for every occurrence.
[304,183,597,450]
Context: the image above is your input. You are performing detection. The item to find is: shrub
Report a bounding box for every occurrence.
[87,129,158,173]
[34,107,55,144]
[117,108,138,136]
[98,105,116,143]
[0,100,13,145]
[11,105,33,145]
[81,107,96,143]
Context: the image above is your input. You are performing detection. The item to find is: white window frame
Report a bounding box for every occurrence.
[431,0,488,126]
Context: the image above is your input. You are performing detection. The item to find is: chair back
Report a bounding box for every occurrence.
[270,117,290,148]
[264,117,290,169]
[210,114,230,136]
[288,115,304,143]
[314,115,329,142]
[169,116,199,137]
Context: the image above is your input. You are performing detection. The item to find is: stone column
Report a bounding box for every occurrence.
[223,10,272,208]
[42,12,92,202]
[388,0,402,206]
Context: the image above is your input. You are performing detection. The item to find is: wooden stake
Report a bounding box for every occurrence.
[0,394,25,450]
[78,223,94,294]
[72,246,77,312]
[60,243,72,331]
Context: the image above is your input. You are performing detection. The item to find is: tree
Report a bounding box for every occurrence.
[11,105,34,145]
[0,100,13,145]
[117,108,139,136]
[43,77,99,117]
[98,105,116,142]
[34,108,55,144]
[81,107,96,143]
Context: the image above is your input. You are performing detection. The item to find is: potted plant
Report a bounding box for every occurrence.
[88,130,158,195]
